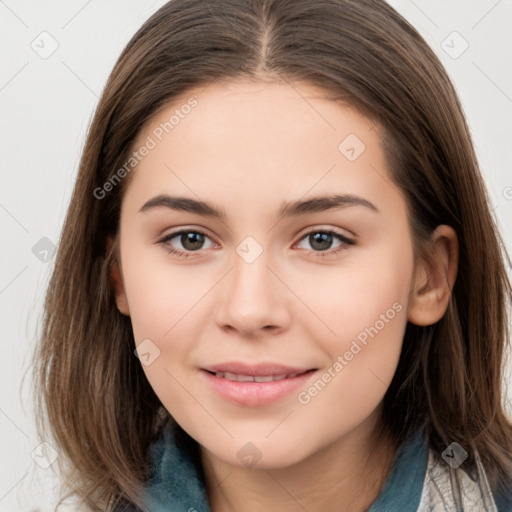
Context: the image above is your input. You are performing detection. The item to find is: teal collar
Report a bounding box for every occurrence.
[367,429,428,511]
[141,424,210,512]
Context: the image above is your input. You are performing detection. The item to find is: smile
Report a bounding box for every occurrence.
[201,366,317,406]
[210,371,305,382]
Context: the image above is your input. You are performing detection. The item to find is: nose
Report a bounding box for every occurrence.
[214,247,292,338]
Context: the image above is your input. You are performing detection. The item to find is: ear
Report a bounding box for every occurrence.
[106,236,130,316]
[407,225,459,326]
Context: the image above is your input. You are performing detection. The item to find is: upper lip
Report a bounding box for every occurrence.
[202,362,316,377]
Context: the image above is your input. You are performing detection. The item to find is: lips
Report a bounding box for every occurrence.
[200,362,317,406]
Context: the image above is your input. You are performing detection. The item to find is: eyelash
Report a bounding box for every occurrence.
[157,228,355,258]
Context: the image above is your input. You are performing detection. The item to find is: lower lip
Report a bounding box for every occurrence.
[201,369,317,406]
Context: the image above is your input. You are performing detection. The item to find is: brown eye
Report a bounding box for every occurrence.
[179,232,206,251]
[309,232,334,251]
[296,229,355,256]
[158,230,216,256]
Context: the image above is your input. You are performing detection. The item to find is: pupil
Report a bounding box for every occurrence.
[310,232,332,251]
[182,232,204,250]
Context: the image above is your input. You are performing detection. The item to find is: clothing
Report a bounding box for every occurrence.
[135,423,512,511]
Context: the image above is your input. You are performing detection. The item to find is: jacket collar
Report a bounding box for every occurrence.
[142,422,210,512]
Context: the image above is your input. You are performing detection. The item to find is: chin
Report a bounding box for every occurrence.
[203,436,315,470]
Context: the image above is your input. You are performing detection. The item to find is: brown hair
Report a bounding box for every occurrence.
[33,0,512,509]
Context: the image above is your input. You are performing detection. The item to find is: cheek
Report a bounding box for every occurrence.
[294,280,408,442]
[121,244,211,343]
[296,245,412,340]
[123,266,202,421]
[120,244,217,407]
[294,244,412,397]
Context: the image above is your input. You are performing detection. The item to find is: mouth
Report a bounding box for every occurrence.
[200,363,317,406]
[204,369,313,382]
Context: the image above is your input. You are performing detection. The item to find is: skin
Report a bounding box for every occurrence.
[110,79,458,511]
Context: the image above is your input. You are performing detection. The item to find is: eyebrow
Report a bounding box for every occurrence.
[138,193,378,219]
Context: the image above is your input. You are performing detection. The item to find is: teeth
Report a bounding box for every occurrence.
[213,371,302,382]
[237,374,254,382]
[254,375,273,382]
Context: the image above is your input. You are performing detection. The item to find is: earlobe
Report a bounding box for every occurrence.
[106,236,130,316]
[407,225,459,327]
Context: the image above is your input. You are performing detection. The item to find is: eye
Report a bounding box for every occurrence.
[295,229,355,256]
[157,229,217,257]
[157,227,355,258]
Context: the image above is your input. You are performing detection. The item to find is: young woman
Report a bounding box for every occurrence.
[33,0,512,510]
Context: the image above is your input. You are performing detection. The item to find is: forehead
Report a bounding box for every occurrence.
[136,78,376,149]
[123,79,397,220]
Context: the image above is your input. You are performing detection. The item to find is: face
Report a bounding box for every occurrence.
[114,79,416,469]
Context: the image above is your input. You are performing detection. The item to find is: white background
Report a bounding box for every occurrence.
[1,1,511,510]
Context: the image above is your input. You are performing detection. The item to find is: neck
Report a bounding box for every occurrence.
[200,412,398,512]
